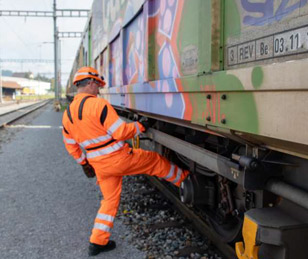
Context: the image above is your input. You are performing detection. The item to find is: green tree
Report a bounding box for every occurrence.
[35,73,52,83]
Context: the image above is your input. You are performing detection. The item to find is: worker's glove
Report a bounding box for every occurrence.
[139,117,155,132]
[81,160,96,178]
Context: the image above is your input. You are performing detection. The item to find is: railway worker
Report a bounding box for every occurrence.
[62,66,190,256]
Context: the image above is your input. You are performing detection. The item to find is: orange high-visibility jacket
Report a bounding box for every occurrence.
[62,93,189,246]
[62,93,145,167]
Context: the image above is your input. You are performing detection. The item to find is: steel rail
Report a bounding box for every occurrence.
[147,177,237,259]
[0,100,50,128]
[0,102,45,117]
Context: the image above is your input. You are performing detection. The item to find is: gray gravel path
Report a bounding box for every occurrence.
[0,104,146,259]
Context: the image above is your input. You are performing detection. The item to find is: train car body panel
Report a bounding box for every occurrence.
[123,10,146,85]
[91,0,308,156]
[92,0,146,60]
[101,59,308,156]
[91,0,221,85]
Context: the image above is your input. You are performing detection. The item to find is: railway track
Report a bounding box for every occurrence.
[0,100,50,128]
[118,175,232,259]
[147,177,237,259]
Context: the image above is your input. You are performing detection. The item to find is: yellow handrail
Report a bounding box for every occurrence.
[131,135,140,149]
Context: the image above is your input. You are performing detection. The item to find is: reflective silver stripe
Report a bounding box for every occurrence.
[63,137,76,144]
[93,223,111,232]
[96,213,114,222]
[79,135,112,148]
[74,72,98,79]
[172,168,182,184]
[134,122,140,137]
[107,118,124,135]
[86,141,124,158]
[164,164,175,180]
[75,153,85,163]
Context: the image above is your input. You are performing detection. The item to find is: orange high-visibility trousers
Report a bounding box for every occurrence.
[89,144,189,245]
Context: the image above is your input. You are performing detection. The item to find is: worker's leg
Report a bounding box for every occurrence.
[89,176,122,245]
[118,148,189,187]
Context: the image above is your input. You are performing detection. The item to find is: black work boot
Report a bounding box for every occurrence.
[88,241,116,256]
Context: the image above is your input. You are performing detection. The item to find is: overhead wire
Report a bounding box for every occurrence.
[0,0,36,57]
[0,1,55,73]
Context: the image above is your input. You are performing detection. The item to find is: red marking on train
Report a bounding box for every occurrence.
[212,93,216,124]
[147,16,156,35]
[206,96,210,119]
[175,79,192,120]
[218,93,221,122]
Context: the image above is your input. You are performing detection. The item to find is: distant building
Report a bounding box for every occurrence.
[1,76,51,95]
[1,81,23,100]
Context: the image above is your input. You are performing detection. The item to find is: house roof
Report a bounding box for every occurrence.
[2,81,23,89]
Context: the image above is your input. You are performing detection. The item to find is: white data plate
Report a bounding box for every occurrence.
[227,25,308,66]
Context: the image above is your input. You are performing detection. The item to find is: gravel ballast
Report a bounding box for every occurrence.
[117,176,225,259]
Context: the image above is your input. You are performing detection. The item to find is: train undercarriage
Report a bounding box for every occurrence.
[117,108,308,259]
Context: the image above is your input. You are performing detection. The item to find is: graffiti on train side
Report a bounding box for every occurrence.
[123,11,145,85]
[241,0,308,26]
[148,0,182,80]
[103,0,145,40]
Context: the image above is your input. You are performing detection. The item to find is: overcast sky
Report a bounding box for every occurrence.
[0,0,93,87]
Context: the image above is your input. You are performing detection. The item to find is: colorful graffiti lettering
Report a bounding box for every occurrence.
[241,0,308,26]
